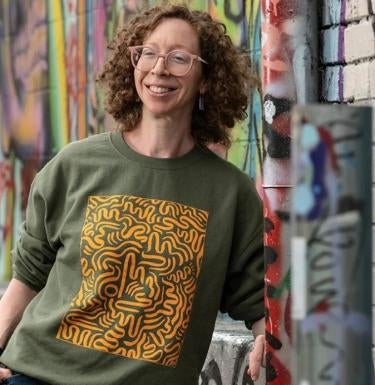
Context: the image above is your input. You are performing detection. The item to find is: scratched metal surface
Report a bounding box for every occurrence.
[291,105,373,385]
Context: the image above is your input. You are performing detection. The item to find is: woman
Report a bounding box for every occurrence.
[0,5,265,385]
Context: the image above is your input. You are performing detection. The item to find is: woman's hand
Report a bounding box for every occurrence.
[0,365,12,383]
[247,334,265,381]
[0,279,37,351]
[247,316,266,382]
[0,278,36,384]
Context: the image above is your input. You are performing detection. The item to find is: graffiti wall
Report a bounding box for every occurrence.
[0,0,262,282]
[0,0,263,383]
[291,105,373,385]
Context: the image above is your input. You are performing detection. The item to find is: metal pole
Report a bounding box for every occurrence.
[261,1,319,384]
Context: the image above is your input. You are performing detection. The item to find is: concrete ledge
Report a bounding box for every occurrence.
[199,320,265,385]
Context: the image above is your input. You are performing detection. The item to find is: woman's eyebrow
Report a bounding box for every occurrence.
[142,42,194,51]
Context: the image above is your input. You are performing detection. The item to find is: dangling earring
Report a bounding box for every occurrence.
[199,93,204,111]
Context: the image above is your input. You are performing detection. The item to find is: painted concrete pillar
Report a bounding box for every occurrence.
[200,321,265,385]
[291,105,373,385]
[261,1,319,384]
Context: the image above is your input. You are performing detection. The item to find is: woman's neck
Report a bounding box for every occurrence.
[123,113,195,158]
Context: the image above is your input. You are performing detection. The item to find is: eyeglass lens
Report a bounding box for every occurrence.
[132,47,192,75]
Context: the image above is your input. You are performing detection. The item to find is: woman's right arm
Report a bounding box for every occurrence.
[0,278,37,381]
[0,278,37,351]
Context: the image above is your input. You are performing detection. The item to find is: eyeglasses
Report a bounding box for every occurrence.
[128,45,208,76]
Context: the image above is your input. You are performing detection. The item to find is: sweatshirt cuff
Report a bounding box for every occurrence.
[244,303,265,330]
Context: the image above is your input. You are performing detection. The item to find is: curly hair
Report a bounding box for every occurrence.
[98,4,258,147]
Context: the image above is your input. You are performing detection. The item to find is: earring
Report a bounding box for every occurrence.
[199,93,204,111]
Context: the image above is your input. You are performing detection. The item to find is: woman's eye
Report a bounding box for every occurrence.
[170,53,189,64]
[142,49,156,57]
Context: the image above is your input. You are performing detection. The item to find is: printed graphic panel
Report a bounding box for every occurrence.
[57,194,209,367]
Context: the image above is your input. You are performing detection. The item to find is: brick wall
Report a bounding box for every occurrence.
[322,0,375,102]
[322,0,375,355]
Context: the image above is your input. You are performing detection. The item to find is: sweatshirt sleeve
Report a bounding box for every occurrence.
[11,173,58,292]
[220,178,264,329]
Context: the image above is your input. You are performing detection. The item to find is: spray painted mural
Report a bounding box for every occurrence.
[0,1,263,383]
[291,105,373,385]
[0,0,262,283]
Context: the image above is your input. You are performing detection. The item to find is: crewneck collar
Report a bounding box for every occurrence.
[109,131,206,170]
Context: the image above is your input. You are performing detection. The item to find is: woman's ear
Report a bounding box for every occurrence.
[199,80,208,94]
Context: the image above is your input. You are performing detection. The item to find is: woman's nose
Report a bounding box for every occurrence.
[151,56,169,75]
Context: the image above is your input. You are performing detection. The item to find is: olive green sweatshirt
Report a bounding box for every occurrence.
[1,132,264,385]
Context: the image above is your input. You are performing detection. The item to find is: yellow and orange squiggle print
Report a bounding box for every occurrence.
[56,195,208,367]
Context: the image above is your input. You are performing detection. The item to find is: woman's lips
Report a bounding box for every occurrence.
[149,85,172,93]
[146,85,177,95]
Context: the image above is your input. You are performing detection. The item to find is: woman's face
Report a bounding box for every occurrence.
[134,18,206,120]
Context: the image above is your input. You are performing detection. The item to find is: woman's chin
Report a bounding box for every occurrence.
[142,105,177,119]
